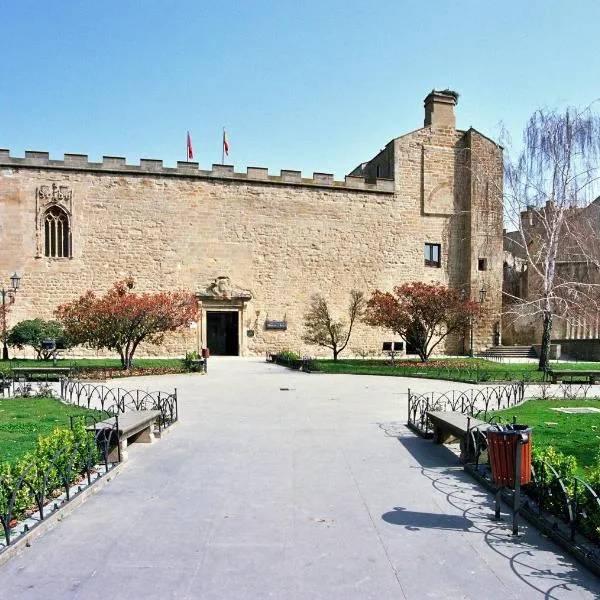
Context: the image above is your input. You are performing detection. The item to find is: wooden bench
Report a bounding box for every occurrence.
[88,410,161,462]
[547,369,600,384]
[426,410,491,462]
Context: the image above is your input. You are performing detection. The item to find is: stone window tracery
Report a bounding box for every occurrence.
[44,206,70,258]
[35,183,73,259]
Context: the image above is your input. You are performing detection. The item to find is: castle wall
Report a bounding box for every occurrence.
[466,130,504,350]
[0,107,504,358]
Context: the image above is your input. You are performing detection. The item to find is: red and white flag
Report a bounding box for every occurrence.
[223,129,229,156]
[187,131,194,160]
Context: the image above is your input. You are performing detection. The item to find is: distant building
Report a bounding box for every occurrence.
[0,91,503,357]
[503,198,600,355]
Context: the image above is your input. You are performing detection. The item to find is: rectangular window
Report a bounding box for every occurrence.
[424,243,441,267]
[478,258,488,271]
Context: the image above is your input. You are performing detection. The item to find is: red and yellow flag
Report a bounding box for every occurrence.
[223,130,229,156]
[187,131,193,160]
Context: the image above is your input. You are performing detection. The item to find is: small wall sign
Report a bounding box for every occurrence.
[265,320,287,330]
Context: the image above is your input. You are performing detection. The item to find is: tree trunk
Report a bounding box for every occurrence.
[333,347,339,361]
[117,348,126,369]
[538,310,553,372]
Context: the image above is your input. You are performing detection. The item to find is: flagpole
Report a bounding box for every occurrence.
[186,131,189,163]
[221,127,225,164]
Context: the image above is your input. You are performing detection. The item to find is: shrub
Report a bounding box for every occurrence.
[184,350,200,370]
[530,446,577,520]
[0,424,99,527]
[585,451,600,541]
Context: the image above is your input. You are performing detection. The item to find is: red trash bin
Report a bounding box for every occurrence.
[487,424,532,487]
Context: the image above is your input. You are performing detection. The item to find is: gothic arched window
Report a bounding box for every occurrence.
[44,206,70,258]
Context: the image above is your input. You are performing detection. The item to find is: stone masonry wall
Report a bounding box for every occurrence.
[0,120,503,358]
[467,130,504,351]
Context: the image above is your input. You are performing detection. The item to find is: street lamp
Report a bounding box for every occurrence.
[462,285,487,358]
[1,273,21,361]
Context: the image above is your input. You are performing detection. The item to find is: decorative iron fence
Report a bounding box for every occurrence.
[407,383,600,558]
[0,422,115,551]
[529,380,600,400]
[467,441,600,559]
[1,379,179,552]
[60,379,178,432]
[407,383,525,436]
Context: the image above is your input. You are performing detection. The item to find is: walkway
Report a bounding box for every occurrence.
[1,359,599,599]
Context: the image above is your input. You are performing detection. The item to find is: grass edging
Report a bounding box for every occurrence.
[0,462,124,567]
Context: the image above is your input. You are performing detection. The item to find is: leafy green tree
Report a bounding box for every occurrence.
[7,319,70,360]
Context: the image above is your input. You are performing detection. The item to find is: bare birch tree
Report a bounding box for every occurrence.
[302,290,365,361]
[503,106,600,371]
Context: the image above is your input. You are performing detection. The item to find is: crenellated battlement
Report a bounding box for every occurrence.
[0,149,394,193]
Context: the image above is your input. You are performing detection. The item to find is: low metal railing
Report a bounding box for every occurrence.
[408,383,600,554]
[468,442,600,553]
[60,379,178,432]
[0,424,114,551]
[407,383,525,436]
[1,379,179,552]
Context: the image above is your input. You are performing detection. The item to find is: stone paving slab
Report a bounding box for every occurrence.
[1,358,599,599]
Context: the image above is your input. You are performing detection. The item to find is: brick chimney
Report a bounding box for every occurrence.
[424,89,459,129]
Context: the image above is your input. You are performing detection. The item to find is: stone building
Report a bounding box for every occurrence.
[0,91,504,357]
[503,198,600,358]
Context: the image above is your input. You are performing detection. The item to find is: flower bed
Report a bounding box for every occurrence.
[73,366,187,379]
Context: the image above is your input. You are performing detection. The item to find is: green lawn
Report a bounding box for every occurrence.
[491,399,600,474]
[0,357,184,372]
[314,358,600,383]
[0,397,103,464]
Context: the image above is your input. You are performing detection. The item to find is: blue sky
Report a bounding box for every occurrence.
[2,1,599,179]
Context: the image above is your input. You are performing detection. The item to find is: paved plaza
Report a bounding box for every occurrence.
[1,358,599,599]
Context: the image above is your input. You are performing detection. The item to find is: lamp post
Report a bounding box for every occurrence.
[1,273,21,360]
[462,285,487,358]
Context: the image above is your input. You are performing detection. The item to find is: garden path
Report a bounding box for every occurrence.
[1,358,598,599]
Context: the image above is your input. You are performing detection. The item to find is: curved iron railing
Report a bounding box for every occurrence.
[2,379,179,552]
[0,427,111,551]
[410,382,600,550]
[468,440,600,551]
[407,383,525,436]
[60,379,178,432]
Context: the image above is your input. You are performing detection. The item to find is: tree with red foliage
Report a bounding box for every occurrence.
[56,278,197,369]
[364,282,484,362]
